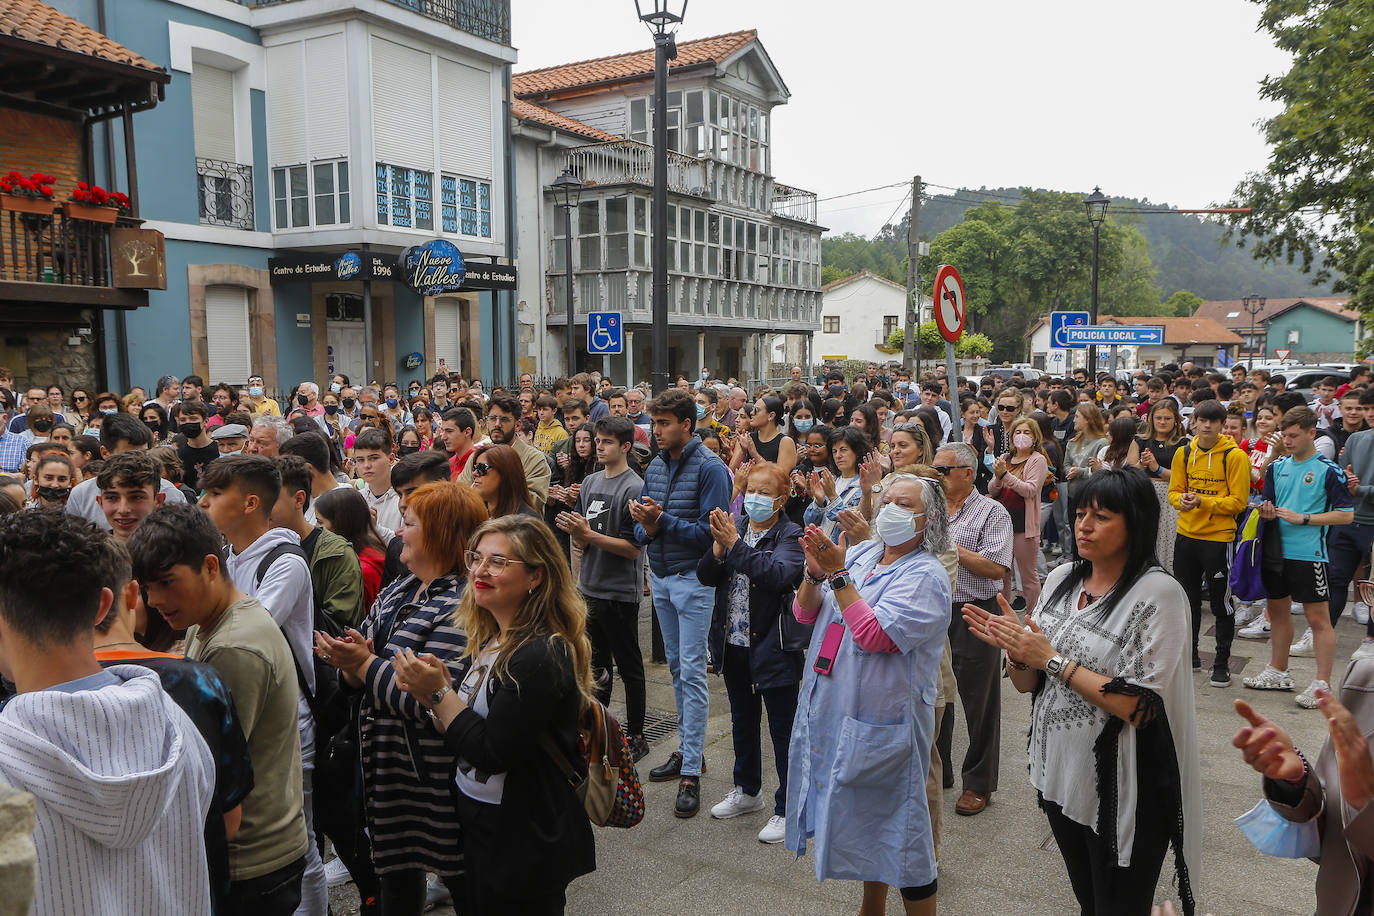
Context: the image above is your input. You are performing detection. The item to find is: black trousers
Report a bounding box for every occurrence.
[1173,534,1233,664]
[1042,792,1170,916]
[721,643,797,816]
[586,596,647,735]
[938,596,1002,795]
[378,870,465,916]
[224,856,305,916]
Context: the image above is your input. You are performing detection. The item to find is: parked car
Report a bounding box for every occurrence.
[976,367,1042,387]
[1282,366,1351,399]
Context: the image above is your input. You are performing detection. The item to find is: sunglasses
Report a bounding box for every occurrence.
[998,405,1018,412]
[472,463,492,477]
[73,395,88,402]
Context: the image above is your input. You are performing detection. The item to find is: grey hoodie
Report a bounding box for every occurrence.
[0,666,213,915]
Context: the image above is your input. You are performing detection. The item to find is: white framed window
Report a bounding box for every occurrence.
[205,286,252,382]
[272,159,349,229]
[376,163,433,230]
[440,175,492,238]
[823,316,840,334]
[313,160,350,225]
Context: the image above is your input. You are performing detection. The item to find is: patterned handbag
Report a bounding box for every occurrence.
[542,701,645,828]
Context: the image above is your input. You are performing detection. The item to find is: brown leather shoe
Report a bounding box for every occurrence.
[954,790,988,816]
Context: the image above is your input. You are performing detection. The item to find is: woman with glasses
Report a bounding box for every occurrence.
[961,469,1200,916]
[857,421,934,524]
[787,423,834,527]
[788,474,952,916]
[471,443,541,521]
[313,481,488,915]
[391,515,597,913]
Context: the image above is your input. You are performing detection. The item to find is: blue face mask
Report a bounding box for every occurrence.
[100,407,117,415]
[324,404,339,415]
[793,417,814,434]
[1236,800,1320,858]
[696,403,707,419]
[248,386,264,398]
[743,493,778,522]
[386,397,399,409]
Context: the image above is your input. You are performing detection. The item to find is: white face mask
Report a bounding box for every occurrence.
[875,503,924,547]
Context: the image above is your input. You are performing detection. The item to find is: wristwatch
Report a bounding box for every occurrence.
[869,482,884,494]
[828,569,854,591]
[1045,655,1069,681]
[428,683,453,707]
[1303,513,1311,525]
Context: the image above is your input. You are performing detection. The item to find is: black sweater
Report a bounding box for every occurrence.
[442,635,595,893]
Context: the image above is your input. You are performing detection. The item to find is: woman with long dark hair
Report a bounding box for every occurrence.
[961,469,1200,916]
[803,426,869,543]
[471,443,539,520]
[315,486,389,610]
[1137,399,1185,573]
[787,424,833,527]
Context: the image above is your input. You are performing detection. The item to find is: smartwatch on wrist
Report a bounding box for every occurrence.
[828,569,853,591]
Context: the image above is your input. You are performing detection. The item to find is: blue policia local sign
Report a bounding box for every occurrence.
[399,239,466,296]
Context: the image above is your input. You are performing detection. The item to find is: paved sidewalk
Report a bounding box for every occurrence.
[331,599,1348,915]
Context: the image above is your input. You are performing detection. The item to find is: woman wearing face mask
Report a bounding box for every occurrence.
[396,426,424,457]
[788,474,952,916]
[989,417,1050,611]
[30,452,75,507]
[382,385,412,430]
[698,462,806,845]
[20,403,56,446]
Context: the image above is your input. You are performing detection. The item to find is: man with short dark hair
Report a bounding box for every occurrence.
[437,406,478,479]
[279,432,347,522]
[175,399,219,491]
[97,450,167,541]
[567,372,609,421]
[67,413,186,530]
[352,428,401,532]
[556,416,648,761]
[129,503,310,915]
[1169,398,1250,685]
[631,388,731,817]
[92,535,253,915]
[198,456,327,913]
[0,509,213,916]
[181,375,205,403]
[1244,406,1352,707]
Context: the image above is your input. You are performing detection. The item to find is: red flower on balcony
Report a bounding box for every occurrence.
[69,182,132,214]
[0,171,56,200]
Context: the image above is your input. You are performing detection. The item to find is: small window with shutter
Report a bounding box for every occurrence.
[205,286,252,384]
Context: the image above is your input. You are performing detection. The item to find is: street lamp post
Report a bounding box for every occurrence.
[552,168,584,376]
[1241,293,1267,367]
[636,0,686,395]
[1084,186,1109,377]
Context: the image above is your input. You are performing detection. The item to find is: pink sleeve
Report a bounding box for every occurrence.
[792,597,820,625]
[840,598,900,653]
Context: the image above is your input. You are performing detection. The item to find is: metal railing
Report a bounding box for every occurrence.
[548,269,821,327]
[0,204,117,287]
[196,157,255,230]
[242,0,510,43]
[772,183,818,223]
[564,141,711,198]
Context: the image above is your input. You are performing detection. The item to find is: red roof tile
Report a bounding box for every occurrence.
[0,0,163,73]
[511,98,621,142]
[514,29,756,98]
[1194,297,1354,329]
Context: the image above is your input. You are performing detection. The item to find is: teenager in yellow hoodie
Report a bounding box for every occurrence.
[1168,398,1250,686]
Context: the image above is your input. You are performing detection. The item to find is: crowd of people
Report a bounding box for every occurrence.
[1,358,1374,914]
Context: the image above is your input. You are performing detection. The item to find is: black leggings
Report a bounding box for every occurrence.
[899,879,938,901]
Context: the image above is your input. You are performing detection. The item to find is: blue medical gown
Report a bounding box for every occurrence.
[784,539,951,888]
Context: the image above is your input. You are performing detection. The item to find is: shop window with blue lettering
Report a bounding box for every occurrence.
[441,175,459,233]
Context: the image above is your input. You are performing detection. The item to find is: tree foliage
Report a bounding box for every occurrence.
[956,332,994,358]
[1226,0,1372,314]
[1163,290,1203,317]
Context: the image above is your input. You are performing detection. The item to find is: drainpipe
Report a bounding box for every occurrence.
[534,127,558,373]
[502,66,517,384]
[97,0,131,391]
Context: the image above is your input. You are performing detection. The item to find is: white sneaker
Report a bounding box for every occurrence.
[1244,665,1295,691]
[1234,602,1263,628]
[1354,637,1374,661]
[323,856,352,888]
[1292,601,1306,616]
[424,873,451,912]
[1238,618,1272,639]
[1290,628,1316,657]
[1355,602,1371,625]
[758,814,786,844]
[711,786,766,819]
[1296,679,1331,709]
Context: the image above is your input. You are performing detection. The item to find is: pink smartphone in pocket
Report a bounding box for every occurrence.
[814,622,845,676]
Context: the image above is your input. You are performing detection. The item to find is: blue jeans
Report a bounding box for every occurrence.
[650,569,713,777]
[1328,522,1374,628]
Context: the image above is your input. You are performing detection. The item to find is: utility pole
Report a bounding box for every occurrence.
[903,175,922,374]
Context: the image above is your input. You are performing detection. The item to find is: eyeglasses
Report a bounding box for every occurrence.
[487,414,514,424]
[931,465,954,476]
[472,462,492,477]
[73,395,88,402]
[464,551,527,574]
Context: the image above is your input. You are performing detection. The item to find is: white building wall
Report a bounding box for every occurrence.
[817,274,907,363]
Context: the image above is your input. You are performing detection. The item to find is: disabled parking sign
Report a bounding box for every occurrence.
[587,312,623,355]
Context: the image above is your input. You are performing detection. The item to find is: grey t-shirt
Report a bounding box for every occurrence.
[575,467,643,602]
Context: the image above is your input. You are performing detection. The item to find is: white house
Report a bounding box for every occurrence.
[815,270,917,363]
[509,29,823,385]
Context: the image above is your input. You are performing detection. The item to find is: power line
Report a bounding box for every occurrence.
[814,180,910,203]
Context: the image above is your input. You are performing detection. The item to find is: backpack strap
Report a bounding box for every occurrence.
[255,542,310,588]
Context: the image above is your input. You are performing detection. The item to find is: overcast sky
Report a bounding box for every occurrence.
[511,0,1291,237]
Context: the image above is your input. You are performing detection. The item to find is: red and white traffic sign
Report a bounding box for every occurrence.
[933,264,966,343]
[1274,348,1292,362]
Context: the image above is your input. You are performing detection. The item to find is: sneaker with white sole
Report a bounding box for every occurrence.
[758,814,786,844]
[711,786,766,820]
[1356,602,1372,625]
[1296,679,1331,709]
[1290,628,1316,657]
[1354,637,1374,661]
[1238,618,1272,639]
[1234,602,1264,628]
[1244,665,1295,691]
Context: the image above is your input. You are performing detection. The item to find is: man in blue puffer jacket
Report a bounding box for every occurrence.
[630,388,732,818]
